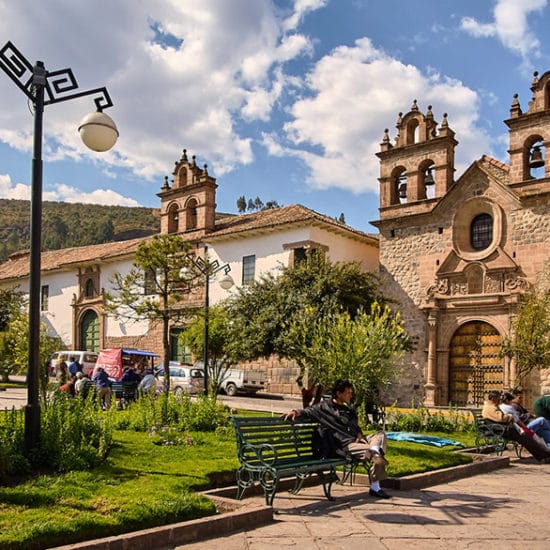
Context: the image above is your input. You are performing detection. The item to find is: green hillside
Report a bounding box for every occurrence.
[0,199,160,262]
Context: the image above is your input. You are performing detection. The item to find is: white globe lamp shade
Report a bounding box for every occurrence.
[219,273,234,290]
[78,110,119,152]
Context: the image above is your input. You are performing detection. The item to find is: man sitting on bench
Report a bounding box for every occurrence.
[284,379,390,499]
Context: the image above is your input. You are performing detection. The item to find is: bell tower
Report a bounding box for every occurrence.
[506,71,550,187]
[157,149,217,235]
[376,101,458,219]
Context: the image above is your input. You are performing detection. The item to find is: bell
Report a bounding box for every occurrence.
[529,145,544,169]
[424,168,435,186]
[398,181,407,199]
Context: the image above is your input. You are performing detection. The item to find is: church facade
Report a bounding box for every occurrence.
[373,71,550,407]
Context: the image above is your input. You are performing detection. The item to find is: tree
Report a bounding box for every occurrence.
[225,253,386,374]
[105,234,199,393]
[180,305,235,398]
[291,303,409,420]
[0,287,62,392]
[236,195,247,213]
[501,267,550,386]
[253,197,264,211]
[0,287,26,382]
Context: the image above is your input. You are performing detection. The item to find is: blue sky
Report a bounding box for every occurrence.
[0,0,549,234]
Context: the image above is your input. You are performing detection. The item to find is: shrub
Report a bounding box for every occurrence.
[112,393,230,433]
[385,405,473,433]
[0,408,29,479]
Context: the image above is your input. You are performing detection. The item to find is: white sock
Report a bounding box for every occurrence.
[370,480,381,492]
[370,445,381,455]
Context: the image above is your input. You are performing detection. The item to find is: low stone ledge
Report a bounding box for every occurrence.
[52,495,273,550]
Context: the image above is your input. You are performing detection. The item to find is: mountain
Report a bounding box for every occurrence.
[0,199,160,262]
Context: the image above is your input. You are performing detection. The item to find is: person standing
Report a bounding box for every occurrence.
[284,379,391,499]
[55,354,69,386]
[93,367,112,410]
[68,357,81,377]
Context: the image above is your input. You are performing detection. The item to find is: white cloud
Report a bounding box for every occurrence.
[48,184,141,206]
[264,38,491,194]
[0,0,323,187]
[460,0,547,64]
[0,173,139,206]
[282,0,329,32]
[0,174,31,200]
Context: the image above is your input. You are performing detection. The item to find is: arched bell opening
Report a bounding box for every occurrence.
[523,136,546,180]
[167,204,179,234]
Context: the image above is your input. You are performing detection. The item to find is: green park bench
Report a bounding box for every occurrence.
[231,415,360,506]
[471,409,522,457]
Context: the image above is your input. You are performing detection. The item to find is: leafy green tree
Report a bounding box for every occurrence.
[0,287,62,392]
[180,305,235,398]
[291,303,409,420]
[225,253,386,376]
[236,195,247,213]
[105,234,199,392]
[43,215,68,249]
[253,197,264,211]
[501,267,550,386]
[93,217,115,243]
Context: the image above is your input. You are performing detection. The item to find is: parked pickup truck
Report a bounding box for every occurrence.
[218,368,266,396]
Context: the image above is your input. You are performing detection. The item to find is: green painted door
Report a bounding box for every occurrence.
[80,310,100,352]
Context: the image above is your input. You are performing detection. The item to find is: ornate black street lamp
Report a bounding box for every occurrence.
[185,245,234,395]
[0,41,118,450]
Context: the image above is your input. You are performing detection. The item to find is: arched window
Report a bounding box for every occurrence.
[85,278,95,298]
[470,213,493,250]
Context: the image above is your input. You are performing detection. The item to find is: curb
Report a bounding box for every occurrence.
[51,454,509,549]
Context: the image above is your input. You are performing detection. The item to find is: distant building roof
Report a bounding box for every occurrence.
[0,204,377,282]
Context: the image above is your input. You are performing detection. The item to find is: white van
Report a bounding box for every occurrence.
[49,350,99,376]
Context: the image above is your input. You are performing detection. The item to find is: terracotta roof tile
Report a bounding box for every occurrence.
[0,204,377,282]
[0,237,148,281]
[479,155,510,172]
[207,204,376,242]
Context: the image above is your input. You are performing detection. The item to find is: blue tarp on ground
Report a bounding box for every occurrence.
[386,432,464,447]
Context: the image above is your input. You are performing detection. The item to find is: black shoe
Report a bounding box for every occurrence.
[369,488,391,499]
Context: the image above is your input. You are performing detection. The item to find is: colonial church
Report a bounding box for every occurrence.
[373,71,550,407]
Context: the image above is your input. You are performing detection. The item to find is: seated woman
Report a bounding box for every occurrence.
[482,390,550,462]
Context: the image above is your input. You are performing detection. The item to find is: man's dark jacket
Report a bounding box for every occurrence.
[297,399,361,459]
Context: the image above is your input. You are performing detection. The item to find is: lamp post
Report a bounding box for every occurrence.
[0,41,118,450]
[185,245,234,395]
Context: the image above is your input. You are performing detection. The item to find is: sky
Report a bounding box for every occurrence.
[1,0,549,235]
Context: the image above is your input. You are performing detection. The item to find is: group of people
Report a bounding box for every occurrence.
[53,355,157,410]
[482,389,550,462]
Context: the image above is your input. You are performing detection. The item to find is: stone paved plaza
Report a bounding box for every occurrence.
[177,457,550,550]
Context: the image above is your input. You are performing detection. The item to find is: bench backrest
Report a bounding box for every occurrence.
[231,416,318,464]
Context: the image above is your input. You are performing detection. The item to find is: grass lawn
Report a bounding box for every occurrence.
[0,415,476,550]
